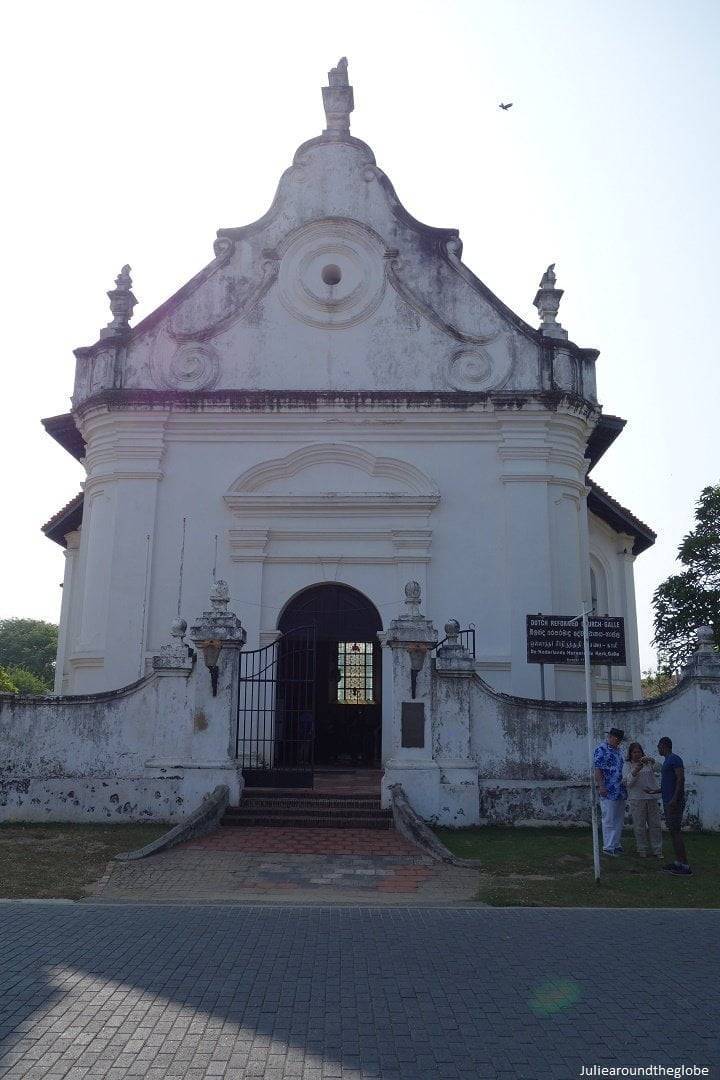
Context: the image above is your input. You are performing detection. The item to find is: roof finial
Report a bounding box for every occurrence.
[322,57,354,135]
[533,263,568,340]
[100,264,137,340]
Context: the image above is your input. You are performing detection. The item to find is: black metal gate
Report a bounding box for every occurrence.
[236,626,316,788]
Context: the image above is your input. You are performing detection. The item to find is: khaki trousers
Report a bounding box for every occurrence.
[629,799,663,856]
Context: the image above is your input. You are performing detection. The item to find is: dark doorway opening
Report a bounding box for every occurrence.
[278,584,383,770]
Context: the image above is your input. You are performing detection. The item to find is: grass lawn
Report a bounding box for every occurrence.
[435,826,720,908]
[0,823,167,900]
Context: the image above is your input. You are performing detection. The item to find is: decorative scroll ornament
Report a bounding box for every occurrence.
[446,342,513,392]
[157,343,220,391]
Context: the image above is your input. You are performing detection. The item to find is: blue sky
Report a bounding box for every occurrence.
[1,0,718,669]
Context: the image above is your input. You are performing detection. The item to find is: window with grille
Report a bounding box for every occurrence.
[337,641,374,704]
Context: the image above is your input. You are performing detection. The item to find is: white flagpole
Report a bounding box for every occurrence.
[582,602,601,882]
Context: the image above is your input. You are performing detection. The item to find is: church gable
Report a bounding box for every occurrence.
[71,60,598,404]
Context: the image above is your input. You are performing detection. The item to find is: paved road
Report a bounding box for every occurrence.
[0,903,717,1080]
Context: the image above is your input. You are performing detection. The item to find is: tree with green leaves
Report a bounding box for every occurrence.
[652,484,720,672]
[0,619,58,688]
[641,669,678,699]
[0,667,18,693]
[4,666,49,695]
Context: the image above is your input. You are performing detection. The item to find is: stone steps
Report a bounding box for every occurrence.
[222,789,392,830]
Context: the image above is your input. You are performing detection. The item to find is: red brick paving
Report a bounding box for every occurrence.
[184,825,418,856]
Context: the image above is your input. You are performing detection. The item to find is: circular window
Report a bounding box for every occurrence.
[277,221,386,328]
[321,263,342,286]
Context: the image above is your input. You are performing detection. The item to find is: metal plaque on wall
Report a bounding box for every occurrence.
[526,614,626,666]
[401,702,425,748]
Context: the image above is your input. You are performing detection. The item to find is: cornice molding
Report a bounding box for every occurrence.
[73,388,600,419]
[227,525,434,562]
[84,470,164,491]
[224,493,440,517]
[500,476,587,495]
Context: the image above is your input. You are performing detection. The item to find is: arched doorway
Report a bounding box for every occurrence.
[279,583,383,771]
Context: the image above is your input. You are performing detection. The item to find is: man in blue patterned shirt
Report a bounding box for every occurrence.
[593,727,627,855]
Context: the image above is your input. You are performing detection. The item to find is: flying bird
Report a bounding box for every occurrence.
[499,102,513,110]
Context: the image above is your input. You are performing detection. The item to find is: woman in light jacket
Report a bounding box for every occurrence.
[622,741,663,858]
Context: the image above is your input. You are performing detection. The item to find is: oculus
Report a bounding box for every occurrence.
[277,220,386,328]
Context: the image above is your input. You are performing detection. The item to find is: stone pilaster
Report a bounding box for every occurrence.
[378,582,440,818]
[155,580,248,804]
[433,621,480,825]
[54,530,81,694]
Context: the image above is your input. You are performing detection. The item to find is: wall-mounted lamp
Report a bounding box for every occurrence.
[199,639,223,695]
[408,646,427,699]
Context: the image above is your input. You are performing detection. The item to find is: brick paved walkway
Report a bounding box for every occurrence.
[89,823,481,906]
[0,904,717,1080]
[91,847,479,905]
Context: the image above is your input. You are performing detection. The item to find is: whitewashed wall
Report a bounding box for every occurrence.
[53,82,642,707]
[4,635,717,827]
[55,401,627,712]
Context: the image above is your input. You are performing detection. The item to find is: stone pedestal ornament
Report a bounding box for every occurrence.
[99,265,137,341]
[322,57,354,135]
[682,625,720,679]
[190,580,247,695]
[533,263,568,340]
[435,619,476,672]
[152,617,193,674]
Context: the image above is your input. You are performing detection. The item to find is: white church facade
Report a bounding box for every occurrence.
[43,58,654,728]
[16,59,719,830]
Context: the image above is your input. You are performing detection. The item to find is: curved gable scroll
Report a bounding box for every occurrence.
[224,443,440,517]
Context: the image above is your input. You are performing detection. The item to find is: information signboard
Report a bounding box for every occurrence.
[526,614,626,666]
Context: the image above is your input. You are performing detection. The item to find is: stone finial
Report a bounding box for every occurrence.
[152,618,193,673]
[436,617,475,671]
[403,580,423,620]
[99,264,137,340]
[322,57,354,135]
[190,580,246,649]
[533,262,568,340]
[209,579,230,612]
[681,624,720,679]
[377,582,438,695]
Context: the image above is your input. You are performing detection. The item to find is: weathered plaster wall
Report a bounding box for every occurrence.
[2,627,717,828]
[57,397,621,709]
[467,672,719,828]
[586,512,642,699]
[0,644,243,823]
